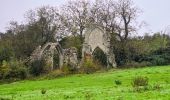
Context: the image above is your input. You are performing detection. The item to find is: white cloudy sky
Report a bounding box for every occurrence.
[0,0,170,35]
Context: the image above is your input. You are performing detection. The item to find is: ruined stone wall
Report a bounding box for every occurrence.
[30,25,116,70]
[30,42,64,70]
[63,47,78,68]
[30,42,78,70]
[82,25,116,68]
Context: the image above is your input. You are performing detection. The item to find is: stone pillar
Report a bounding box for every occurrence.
[59,54,63,69]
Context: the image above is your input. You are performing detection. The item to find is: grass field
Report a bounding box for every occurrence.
[0,66,170,100]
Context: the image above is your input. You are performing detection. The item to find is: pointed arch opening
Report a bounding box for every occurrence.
[53,49,60,69]
[40,43,64,70]
[92,47,107,67]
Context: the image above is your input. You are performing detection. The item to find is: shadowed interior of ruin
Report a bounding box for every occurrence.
[92,47,107,67]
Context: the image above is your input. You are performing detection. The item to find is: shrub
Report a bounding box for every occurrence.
[61,64,77,74]
[132,76,149,87]
[0,60,10,79]
[5,60,28,80]
[41,88,46,94]
[151,56,168,66]
[0,47,14,63]
[80,57,98,74]
[0,60,28,80]
[45,70,65,79]
[147,47,170,66]
[153,83,161,90]
[115,80,122,85]
[29,59,45,76]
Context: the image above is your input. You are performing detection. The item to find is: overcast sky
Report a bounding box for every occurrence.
[0,0,170,35]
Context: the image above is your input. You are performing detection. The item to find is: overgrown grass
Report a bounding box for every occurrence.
[0,66,170,100]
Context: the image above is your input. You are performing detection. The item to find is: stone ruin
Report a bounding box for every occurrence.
[30,42,78,70]
[63,47,78,68]
[30,42,64,70]
[82,25,116,68]
[30,25,116,70]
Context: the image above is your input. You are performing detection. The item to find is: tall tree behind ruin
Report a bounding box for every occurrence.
[114,0,140,42]
[25,6,60,45]
[60,0,90,43]
[114,0,141,65]
[90,0,116,32]
[90,0,141,66]
[1,6,62,59]
[90,0,140,42]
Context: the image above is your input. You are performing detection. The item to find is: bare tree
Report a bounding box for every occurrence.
[90,0,117,32]
[61,0,90,43]
[114,0,140,42]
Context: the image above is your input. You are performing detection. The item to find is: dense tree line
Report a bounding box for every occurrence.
[0,0,170,80]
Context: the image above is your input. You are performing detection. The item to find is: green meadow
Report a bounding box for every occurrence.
[0,66,170,100]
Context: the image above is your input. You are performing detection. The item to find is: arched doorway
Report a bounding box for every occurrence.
[38,43,64,70]
[92,47,107,67]
[53,49,60,69]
